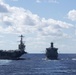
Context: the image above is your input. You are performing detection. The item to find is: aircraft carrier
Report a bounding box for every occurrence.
[0,35,27,59]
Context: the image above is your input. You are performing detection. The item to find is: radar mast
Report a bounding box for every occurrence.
[18,35,25,52]
[20,35,24,44]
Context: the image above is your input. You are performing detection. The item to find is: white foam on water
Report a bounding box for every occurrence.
[0,60,12,65]
[72,58,76,60]
[42,58,58,61]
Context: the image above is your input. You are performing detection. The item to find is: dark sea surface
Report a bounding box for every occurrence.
[0,54,76,75]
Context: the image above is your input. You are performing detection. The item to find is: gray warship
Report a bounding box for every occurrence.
[46,42,58,60]
[0,35,27,59]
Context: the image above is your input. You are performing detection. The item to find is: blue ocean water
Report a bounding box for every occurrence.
[0,54,76,75]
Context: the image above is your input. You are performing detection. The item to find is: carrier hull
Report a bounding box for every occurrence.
[0,51,26,59]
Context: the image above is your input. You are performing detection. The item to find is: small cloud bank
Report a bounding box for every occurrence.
[36,0,59,3]
[67,9,76,21]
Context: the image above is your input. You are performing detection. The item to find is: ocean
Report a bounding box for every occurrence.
[0,54,76,75]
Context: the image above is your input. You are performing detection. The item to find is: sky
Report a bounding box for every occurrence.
[0,0,76,53]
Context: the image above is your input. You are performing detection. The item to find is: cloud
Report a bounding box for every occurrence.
[11,0,18,1]
[36,0,41,3]
[0,0,73,38]
[0,0,3,2]
[0,1,9,13]
[67,9,76,21]
[36,18,73,37]
[36,0,59,3]
[48,0,59,3]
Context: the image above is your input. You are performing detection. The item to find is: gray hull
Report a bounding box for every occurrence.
[0,51,26,59]
[46,42,58,60]
[46,50,58,60]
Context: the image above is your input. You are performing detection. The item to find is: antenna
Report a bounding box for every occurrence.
[19,35,24,44]
[19,35,24,38]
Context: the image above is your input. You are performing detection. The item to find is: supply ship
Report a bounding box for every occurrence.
[0,35,27,59]
[46,42,58,60]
